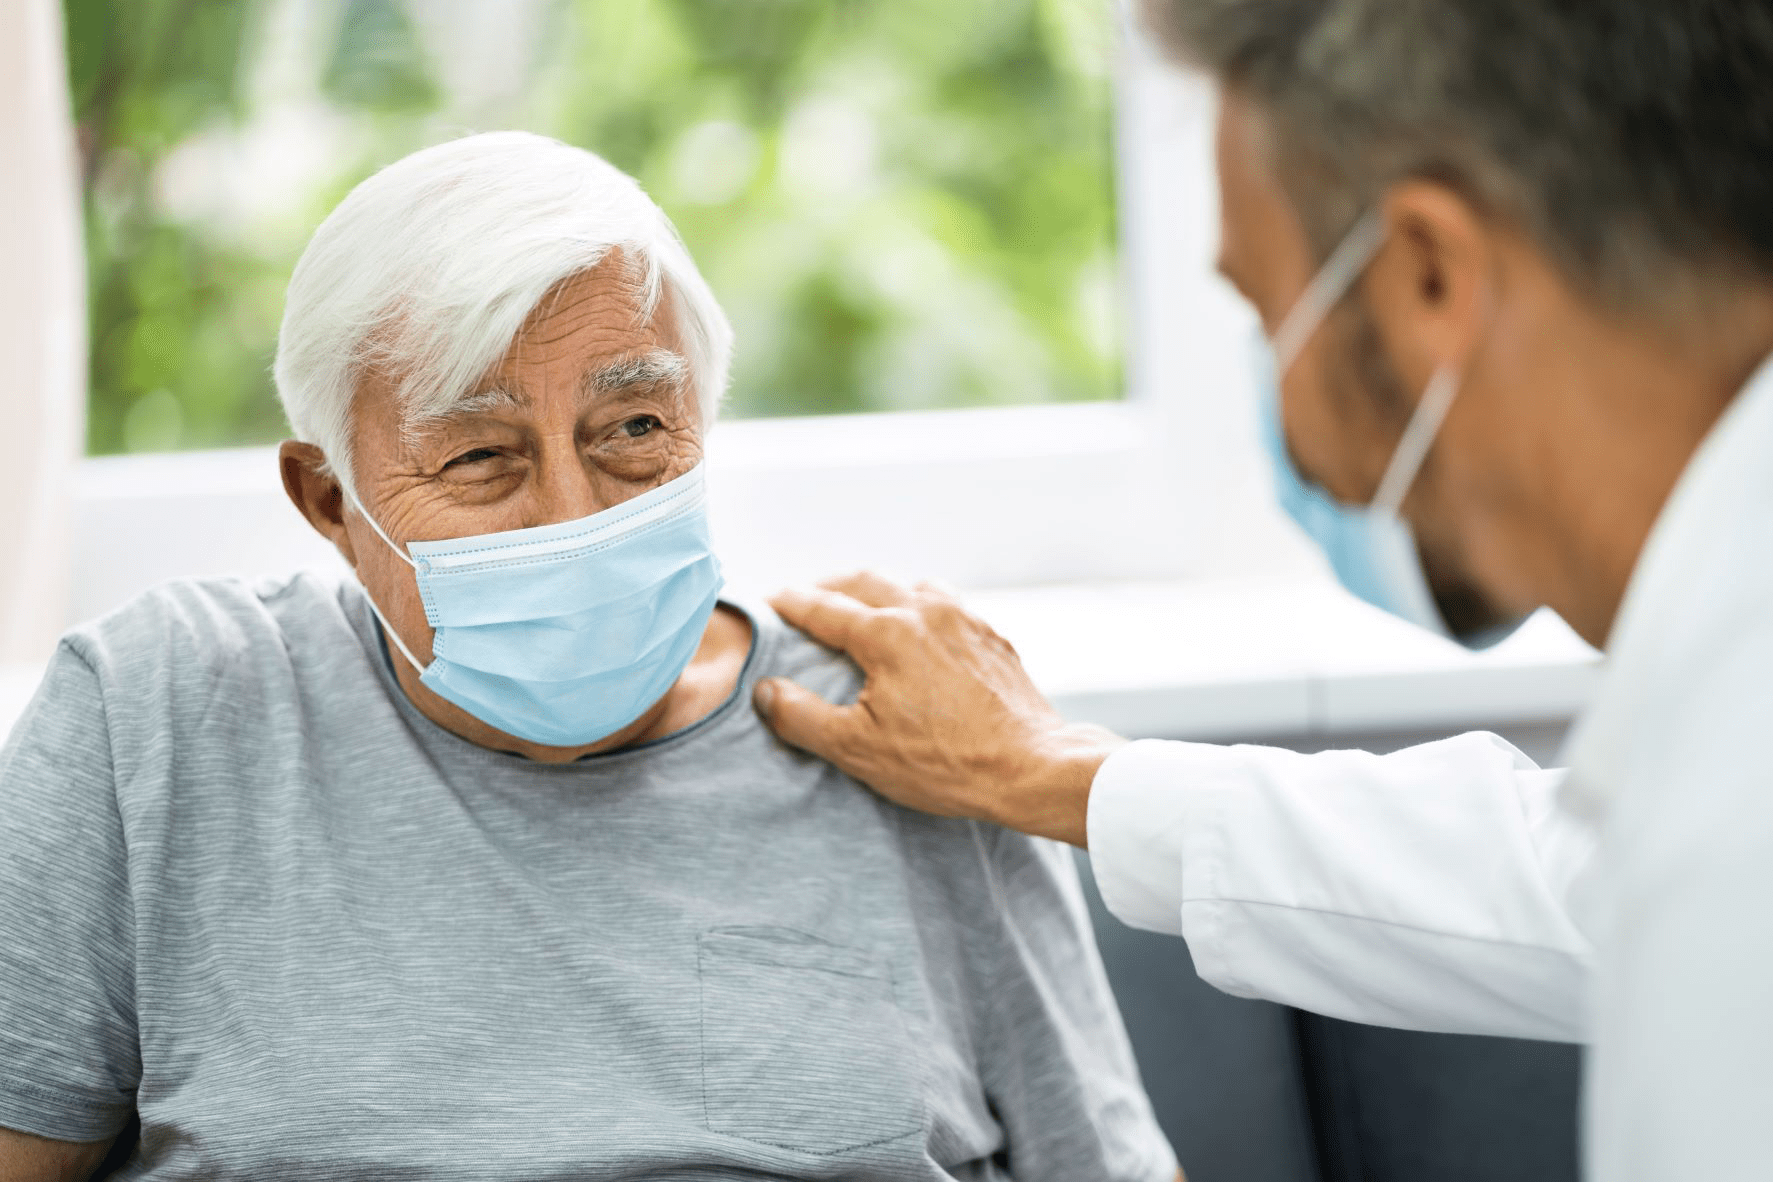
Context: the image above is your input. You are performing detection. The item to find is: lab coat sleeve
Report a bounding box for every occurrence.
[1086,734,1595,1042]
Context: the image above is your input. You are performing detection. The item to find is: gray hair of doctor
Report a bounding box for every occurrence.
[273,131,733,495]
[1145,0,1773,318]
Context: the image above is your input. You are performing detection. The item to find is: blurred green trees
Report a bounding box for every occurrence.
[66,0,1122,455]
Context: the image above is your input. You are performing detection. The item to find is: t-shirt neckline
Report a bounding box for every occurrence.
[349,585,770,771]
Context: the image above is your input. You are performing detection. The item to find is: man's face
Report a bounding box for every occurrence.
[345,253,705,674]
[1213,91,1527,637]
[1214,93,1404,507]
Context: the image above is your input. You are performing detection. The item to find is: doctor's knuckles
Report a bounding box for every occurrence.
[754,573,1127,848]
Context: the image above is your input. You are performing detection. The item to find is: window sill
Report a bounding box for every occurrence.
[4,573,1599,746]
[967,576,1600,743]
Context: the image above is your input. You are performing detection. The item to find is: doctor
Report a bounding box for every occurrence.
[752,1,1773,1177]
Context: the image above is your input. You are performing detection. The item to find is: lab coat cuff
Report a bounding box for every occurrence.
[1087,739,1213,936]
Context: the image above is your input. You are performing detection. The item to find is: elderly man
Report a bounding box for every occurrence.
[0,132,1178,1182]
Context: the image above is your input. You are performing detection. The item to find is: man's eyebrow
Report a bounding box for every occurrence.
[584,348,689,397]
[401,385,528,446]
[399,349,688,446]
[445,386,530,416]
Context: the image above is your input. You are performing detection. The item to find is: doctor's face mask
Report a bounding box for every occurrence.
[1259,211,1526,649]
[346,464,724,747]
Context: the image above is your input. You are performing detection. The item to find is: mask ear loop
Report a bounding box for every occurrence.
[342,485,417,569]
[1267,208,1464,517]
[1273,209,1389,376]
[1371,363,1462,517]
[341,483,429,676]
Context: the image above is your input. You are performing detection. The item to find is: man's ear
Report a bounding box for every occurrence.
[1366,180,1494,397]
[279,441,359,570]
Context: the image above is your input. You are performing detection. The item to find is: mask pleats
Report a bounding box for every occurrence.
[433,555,721,681]
[421,580,721,747]
[403,466,728,747]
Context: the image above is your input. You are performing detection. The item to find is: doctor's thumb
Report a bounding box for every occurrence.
[754,677,852,763]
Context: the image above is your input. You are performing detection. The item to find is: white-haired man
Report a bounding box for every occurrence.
[0,132,1179,1182]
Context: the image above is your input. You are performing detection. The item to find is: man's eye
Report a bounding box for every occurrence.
[621,416,662,439]
[444,448,500,468]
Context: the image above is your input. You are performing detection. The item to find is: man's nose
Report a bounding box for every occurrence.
[525,435,603,526]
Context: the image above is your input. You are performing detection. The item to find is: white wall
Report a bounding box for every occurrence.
[0,0,85,662]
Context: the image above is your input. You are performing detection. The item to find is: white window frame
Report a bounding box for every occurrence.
[67,20,1317,627]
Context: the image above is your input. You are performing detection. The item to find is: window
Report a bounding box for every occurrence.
[67,0,1123,453]
[17,0,1591,728]
[63,1,1304,623]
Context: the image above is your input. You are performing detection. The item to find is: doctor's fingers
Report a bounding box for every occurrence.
[815,569,918,608]
[819,570,967,612]
[753,676,989,823]
[830,571,963,609]
[770,585,915,669]
[752,678,871,772]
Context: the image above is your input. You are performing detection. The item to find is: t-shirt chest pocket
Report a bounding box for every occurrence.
[697,926,924,1155]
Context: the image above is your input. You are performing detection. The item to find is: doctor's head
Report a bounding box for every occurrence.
[1148,0,1773,647]
[273,132,734,754]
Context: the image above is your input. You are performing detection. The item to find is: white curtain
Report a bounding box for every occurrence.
[0,0,84,662]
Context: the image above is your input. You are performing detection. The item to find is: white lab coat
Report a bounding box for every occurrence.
[1087,356,1773,1178]
[1089,733,1595,1041]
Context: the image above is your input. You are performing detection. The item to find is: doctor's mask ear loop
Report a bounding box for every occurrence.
[1271,210,1388,375]
[1370,364,1462,517]
[1370,253,1511,516]
[1266,208,1472,517]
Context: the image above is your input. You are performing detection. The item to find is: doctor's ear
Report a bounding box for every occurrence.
[1367,181,1496,380]
[279,441,359,569]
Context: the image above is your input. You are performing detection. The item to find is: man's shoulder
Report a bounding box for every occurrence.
[62,571,365,689]
[748,603,864,707]
[6,572,377,804]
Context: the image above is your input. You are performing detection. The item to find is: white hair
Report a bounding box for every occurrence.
[273,131,733,494]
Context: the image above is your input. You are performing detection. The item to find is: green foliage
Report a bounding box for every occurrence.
[68,0,1121,455]
[322,0,442,114]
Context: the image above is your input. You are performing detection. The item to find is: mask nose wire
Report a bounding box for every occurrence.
[341,482,429,676]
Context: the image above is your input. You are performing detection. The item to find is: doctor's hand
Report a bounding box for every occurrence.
[753,572,1127,848]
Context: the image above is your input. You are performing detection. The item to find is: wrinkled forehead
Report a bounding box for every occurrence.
[481,260,696,401]
[502,253,672,361]
[358,257,699,434]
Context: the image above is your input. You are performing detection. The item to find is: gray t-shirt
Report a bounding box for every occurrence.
[0,574,1175,1181]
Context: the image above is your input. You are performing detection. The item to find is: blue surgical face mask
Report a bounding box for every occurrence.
[348,464,724,747]
[1259,211,1523,649]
